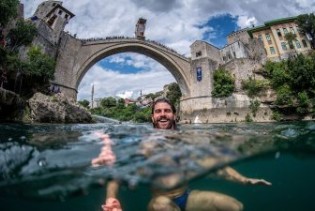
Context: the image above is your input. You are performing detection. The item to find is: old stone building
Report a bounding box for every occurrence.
[247,16,312,61]
[227,27,251,45]
[28,1,74,58]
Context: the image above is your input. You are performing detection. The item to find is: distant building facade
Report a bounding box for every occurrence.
[247,16,312,61]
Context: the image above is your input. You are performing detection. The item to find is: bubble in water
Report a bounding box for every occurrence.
[8,138,12,141]
[38,158,47,167]
[275,151,281,159]
[20,136,26,140]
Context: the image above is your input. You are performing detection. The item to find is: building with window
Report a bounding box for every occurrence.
[247,16,312,61]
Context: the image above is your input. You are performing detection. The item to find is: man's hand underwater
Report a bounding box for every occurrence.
[102,198,123,211]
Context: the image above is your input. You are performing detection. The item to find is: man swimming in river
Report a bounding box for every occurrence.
[94,98,271,211]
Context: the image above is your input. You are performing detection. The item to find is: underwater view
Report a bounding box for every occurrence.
[1,121,315,211]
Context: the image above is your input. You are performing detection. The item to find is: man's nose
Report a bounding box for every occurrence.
[160,111,167,116]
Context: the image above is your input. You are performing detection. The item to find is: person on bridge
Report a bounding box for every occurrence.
[93,98,271,211]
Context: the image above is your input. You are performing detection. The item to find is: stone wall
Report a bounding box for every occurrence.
[222,58,264,91]
[179,94,273,123]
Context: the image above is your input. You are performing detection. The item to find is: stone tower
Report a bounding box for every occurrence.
[135,18,146,40]
[26,0,74,59]
[189,40,221,97]
[32,1,74,44]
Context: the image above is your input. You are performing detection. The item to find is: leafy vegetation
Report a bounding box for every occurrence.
[284,32,297,50]
[263,53,315,116]
[91,98,151,123]
[0,0,19,26]
[78,99,90,108]
[249,99,260,117]
[296,13,315,49]
[166,82,182,108]
[88,82,182,123]
[242,77,269,97]
[7,20,37,51]
[212,68,235,98]
[1,16,55,98]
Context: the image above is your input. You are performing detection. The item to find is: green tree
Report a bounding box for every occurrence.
[166,82,182,107]
[7,20,37,51]
[0,0,19,26]
[286,54,315,92]
[117,98,125,109]
[296,91,311,115]
[284,32,297,50]
[263,60,289,89]
[275,85,293,105]
[78,99,90,109]
[100,97,117,108]
[27,46,55,80]
[212,68,235,98]
[134,107,151,123]
[242,78,269,97]
[296,13,315,49]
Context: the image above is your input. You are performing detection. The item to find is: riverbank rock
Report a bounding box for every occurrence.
[27,92,92,123]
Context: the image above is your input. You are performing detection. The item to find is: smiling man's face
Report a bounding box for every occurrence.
[151,102,176,129]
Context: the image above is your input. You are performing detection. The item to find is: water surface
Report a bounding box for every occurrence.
[1,121,315,210]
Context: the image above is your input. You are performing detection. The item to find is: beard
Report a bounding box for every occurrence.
[153,117,175,129]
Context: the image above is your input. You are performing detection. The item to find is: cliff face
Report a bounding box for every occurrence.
[0,88,23,122]
[27,92,92,123]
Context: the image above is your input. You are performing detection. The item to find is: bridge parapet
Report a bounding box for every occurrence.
[79,36,189,61]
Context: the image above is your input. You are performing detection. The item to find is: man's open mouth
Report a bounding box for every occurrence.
[159,119,169,122]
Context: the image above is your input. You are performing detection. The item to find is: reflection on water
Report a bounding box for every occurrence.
[1,121,315,210]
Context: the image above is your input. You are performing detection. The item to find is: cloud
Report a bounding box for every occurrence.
[78,63,175,100]
[237,15,258,28]
[130,0,182,12]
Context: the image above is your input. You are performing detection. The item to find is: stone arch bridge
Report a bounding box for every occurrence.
[52,34,258,123]
[53,35,192,100]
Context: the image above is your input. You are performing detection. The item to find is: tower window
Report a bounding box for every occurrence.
[196,51,202,57]
[58,10,63,15]
[47,15,57,27]
[65,14,69,19]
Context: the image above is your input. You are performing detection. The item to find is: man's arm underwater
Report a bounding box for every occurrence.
[91,132,123,211]
[102,180,123,211]
[217,166,272,186]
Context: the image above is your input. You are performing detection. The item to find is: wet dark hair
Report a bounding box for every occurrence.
[151,98,176,114]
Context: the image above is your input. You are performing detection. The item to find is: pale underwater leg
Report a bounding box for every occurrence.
[186,190,243,211]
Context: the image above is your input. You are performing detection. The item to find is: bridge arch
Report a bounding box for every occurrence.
[54,38,192,100]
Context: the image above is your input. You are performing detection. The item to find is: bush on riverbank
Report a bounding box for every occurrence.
[262,53,315,117]
[212,68,235,98]
[91,102,151,123]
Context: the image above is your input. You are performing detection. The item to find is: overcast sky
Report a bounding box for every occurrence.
[21,0,314,100]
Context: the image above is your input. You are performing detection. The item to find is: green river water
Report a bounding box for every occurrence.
[0,121,315,211]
